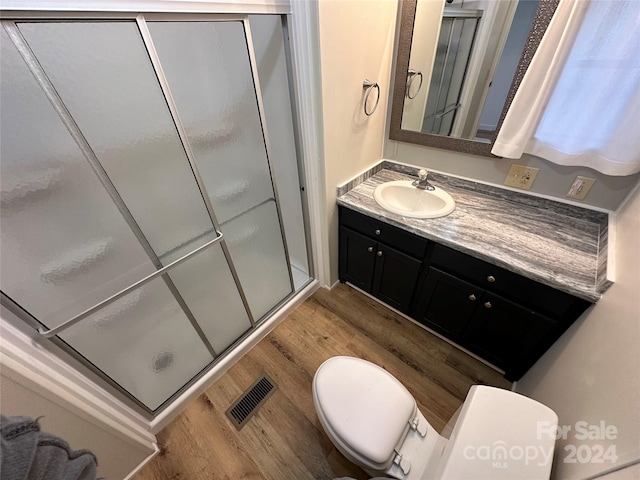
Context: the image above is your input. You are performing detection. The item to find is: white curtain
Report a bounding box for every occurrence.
[492,0,640,176]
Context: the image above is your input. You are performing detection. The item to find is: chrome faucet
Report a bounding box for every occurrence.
[412,169,435,191]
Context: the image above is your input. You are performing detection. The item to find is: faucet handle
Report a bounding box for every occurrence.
[417,169,428,180]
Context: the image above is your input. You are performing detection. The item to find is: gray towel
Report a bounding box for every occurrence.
[0,415,100,480]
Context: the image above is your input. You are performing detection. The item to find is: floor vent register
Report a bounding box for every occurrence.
[225,374,278,430]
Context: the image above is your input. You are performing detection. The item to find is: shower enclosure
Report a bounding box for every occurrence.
[0,13,312,414]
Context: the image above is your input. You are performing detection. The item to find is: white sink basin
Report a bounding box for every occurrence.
[373,180,455,218]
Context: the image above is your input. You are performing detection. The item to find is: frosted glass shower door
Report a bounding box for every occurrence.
[0,21,255,410]
[17,21,216,262]
[250,15,311,290]
[0,25,214,411]
[17,20,253,351]
[147,20,293,319]
[0,27,159,330]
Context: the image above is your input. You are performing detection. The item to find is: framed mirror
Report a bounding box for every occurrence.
[389,0,559,156]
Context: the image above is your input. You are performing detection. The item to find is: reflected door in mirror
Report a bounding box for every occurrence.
[390,0,555,156]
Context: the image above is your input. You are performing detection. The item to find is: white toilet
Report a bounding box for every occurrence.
[313,356,558,480]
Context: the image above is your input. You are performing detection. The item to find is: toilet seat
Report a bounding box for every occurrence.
[313,356,417,472]
[314,356,560,480]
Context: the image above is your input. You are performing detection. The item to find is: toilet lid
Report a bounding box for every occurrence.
[313,357,416,471]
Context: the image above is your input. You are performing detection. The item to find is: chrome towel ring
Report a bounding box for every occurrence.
[406,69,423,99]
[363,79,380,116]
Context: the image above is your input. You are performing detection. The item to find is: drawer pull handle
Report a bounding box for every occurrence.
[377,251,383,257]
[367,246,374,253]
[469,294,476,301]
[484,301,492,309]
[487,275,496,283]
[374,229,381,235]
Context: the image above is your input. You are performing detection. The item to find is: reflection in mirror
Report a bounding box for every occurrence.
[402,6,483,136]
[390,0,559,156]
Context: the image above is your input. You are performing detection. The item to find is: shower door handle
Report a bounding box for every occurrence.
[435,103,462,119]
[37,231,224,338]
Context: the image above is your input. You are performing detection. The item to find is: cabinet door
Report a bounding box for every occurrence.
[339,227,376,291]
[412,267,481,340]
[460,292,556,371]
[372,244,422,313]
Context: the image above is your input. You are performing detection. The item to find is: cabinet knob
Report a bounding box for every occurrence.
[374,229,381,236]
[377,251,383,257]
[487,275,496,283]
[367,246,374,253]
[468,294,476,301]
[484,301,492,309]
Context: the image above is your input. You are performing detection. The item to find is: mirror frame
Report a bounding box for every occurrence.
[389,0,559,156]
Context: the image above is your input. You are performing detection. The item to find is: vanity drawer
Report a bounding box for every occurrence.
[340,207,428,259]
[430,244,578,319]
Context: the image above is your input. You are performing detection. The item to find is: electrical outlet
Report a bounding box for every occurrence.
[566,176,596,200]
[504,164,539,190]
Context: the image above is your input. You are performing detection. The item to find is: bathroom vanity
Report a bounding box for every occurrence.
[338,164,610,381]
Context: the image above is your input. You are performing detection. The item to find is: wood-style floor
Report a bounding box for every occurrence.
[134,284,510,480]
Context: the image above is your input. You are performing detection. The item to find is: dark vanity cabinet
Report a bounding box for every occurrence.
[339,207,427,313]
[338,207,591,381]
[412,244,591,380]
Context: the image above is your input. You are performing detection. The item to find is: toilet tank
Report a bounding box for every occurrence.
[433,386,558,480]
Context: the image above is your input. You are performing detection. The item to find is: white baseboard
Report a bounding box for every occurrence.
[124,443,161,480]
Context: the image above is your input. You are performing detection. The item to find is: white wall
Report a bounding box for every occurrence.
[515,184,640,480]
[318,0,398,285]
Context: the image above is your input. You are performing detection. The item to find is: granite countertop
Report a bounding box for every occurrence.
[337,165,610,302]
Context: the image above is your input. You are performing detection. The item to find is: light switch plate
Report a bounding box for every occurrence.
[504,164,539,190]
[566,176,596,200]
